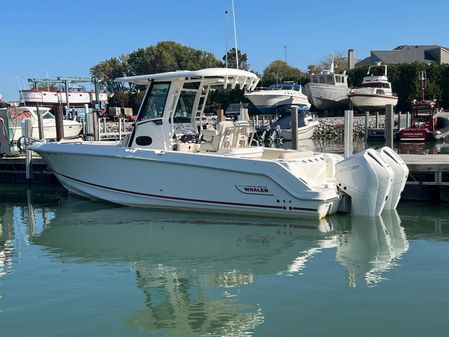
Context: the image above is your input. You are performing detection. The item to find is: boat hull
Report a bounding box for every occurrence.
[245,92,310,114]
[349,94,398,111]
[304,83,350,110]
[398,128,433,141]
[31,143,338,220]
[9,120,82,141]
[20,90,108,106]
[280,121,319,141]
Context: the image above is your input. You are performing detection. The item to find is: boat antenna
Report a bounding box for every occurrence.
[330,54,335,73]
[284,45,288,63]
[17,77,26,106]
[225,10,229,68]
[231,0,239,69]
[419,70,427,101]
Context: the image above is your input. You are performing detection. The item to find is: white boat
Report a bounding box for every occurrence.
[348,64,398,111]
[7,106,82,141]
[20,88,108,106]
[271,109,319,141]
[244,81,310,114]
[31,68,408,219]
[304,61,350,111]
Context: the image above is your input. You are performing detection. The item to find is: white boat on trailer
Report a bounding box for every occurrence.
[31,68,408,220]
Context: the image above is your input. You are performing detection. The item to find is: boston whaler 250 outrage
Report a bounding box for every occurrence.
[31,68,408,219]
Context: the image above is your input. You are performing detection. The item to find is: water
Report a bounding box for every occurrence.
[288,138,449,155]
[0,185,448,337]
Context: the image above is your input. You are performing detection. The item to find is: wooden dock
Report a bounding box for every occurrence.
[1,152,449,202]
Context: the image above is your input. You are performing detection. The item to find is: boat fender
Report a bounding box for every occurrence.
[17,136,26,153]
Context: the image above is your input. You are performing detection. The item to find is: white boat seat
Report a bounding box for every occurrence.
[200,121,235,152]
[278,150,314,160]
[261,148,314,160]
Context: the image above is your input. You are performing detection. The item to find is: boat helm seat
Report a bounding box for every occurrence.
[200,121,235,152]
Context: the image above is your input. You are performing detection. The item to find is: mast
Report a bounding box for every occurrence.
[231,0,239,69]
[225,10,229,68]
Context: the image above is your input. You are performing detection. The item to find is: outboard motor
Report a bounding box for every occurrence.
[335,149,394,216]
[377,147,409,210]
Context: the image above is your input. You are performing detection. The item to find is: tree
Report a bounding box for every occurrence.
[261,60,302,85]
[306,52,348,75]
[222,48,249,70]
[90,55,129,93]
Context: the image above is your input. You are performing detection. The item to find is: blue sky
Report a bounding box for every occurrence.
[1,0,449,100]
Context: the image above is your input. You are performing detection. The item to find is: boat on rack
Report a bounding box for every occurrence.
[348,64,398,111]
[244,81,310,114]
[6,106,82,141]
[31,68,408,219]
[20,87,108,107]
[398,72,449,141]
[304,61,350,111]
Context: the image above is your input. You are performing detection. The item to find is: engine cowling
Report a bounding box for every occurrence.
[335,149,394,216]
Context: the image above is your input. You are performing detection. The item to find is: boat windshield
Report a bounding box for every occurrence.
[312,74,335,84]
[42,111,55,119]
[137,82,170,122]
[360,82,390,88]
[268,83,302,91]
[173,90,196,123]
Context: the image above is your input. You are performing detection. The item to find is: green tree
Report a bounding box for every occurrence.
[222,48,249,70]
[90,55,129,93]
[261,60,302,86]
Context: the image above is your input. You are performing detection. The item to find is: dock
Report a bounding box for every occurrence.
[1,152,449,203]
[400,154,449,202]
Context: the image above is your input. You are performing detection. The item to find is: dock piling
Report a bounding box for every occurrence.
[36,104,44,140]
[55,106,64,141]
[291,105,298,150]
[385,104,394,148]
[344,110,354,157]
[23,118,33,180]
[364,111,369,140]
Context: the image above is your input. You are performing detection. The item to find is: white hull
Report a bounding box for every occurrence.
[9,119,82,141]
[280,120,319,141]
[349,94,398,111]
[20,90,108,105]
[245,91,310,113]
[32,143,341,220]
[304,83,350,110]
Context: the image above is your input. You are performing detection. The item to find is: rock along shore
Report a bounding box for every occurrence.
[313,115,386,140]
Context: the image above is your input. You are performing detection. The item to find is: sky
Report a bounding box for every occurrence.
[1,0,449,101]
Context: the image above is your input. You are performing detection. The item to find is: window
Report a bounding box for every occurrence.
[137,82,170,122]
[174,90,196,121]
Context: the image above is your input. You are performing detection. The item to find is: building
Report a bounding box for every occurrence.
[356,45,449,68]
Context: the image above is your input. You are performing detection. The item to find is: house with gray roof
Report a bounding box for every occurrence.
[356,45,449,67]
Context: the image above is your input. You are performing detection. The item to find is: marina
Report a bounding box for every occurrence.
[2,1,449,336]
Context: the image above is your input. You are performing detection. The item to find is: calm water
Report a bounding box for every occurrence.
[0,185,448,337]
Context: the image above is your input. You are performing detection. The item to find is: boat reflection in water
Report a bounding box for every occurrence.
[333,211,409,287]
[31,197,337,335]
[1,188,411,336]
